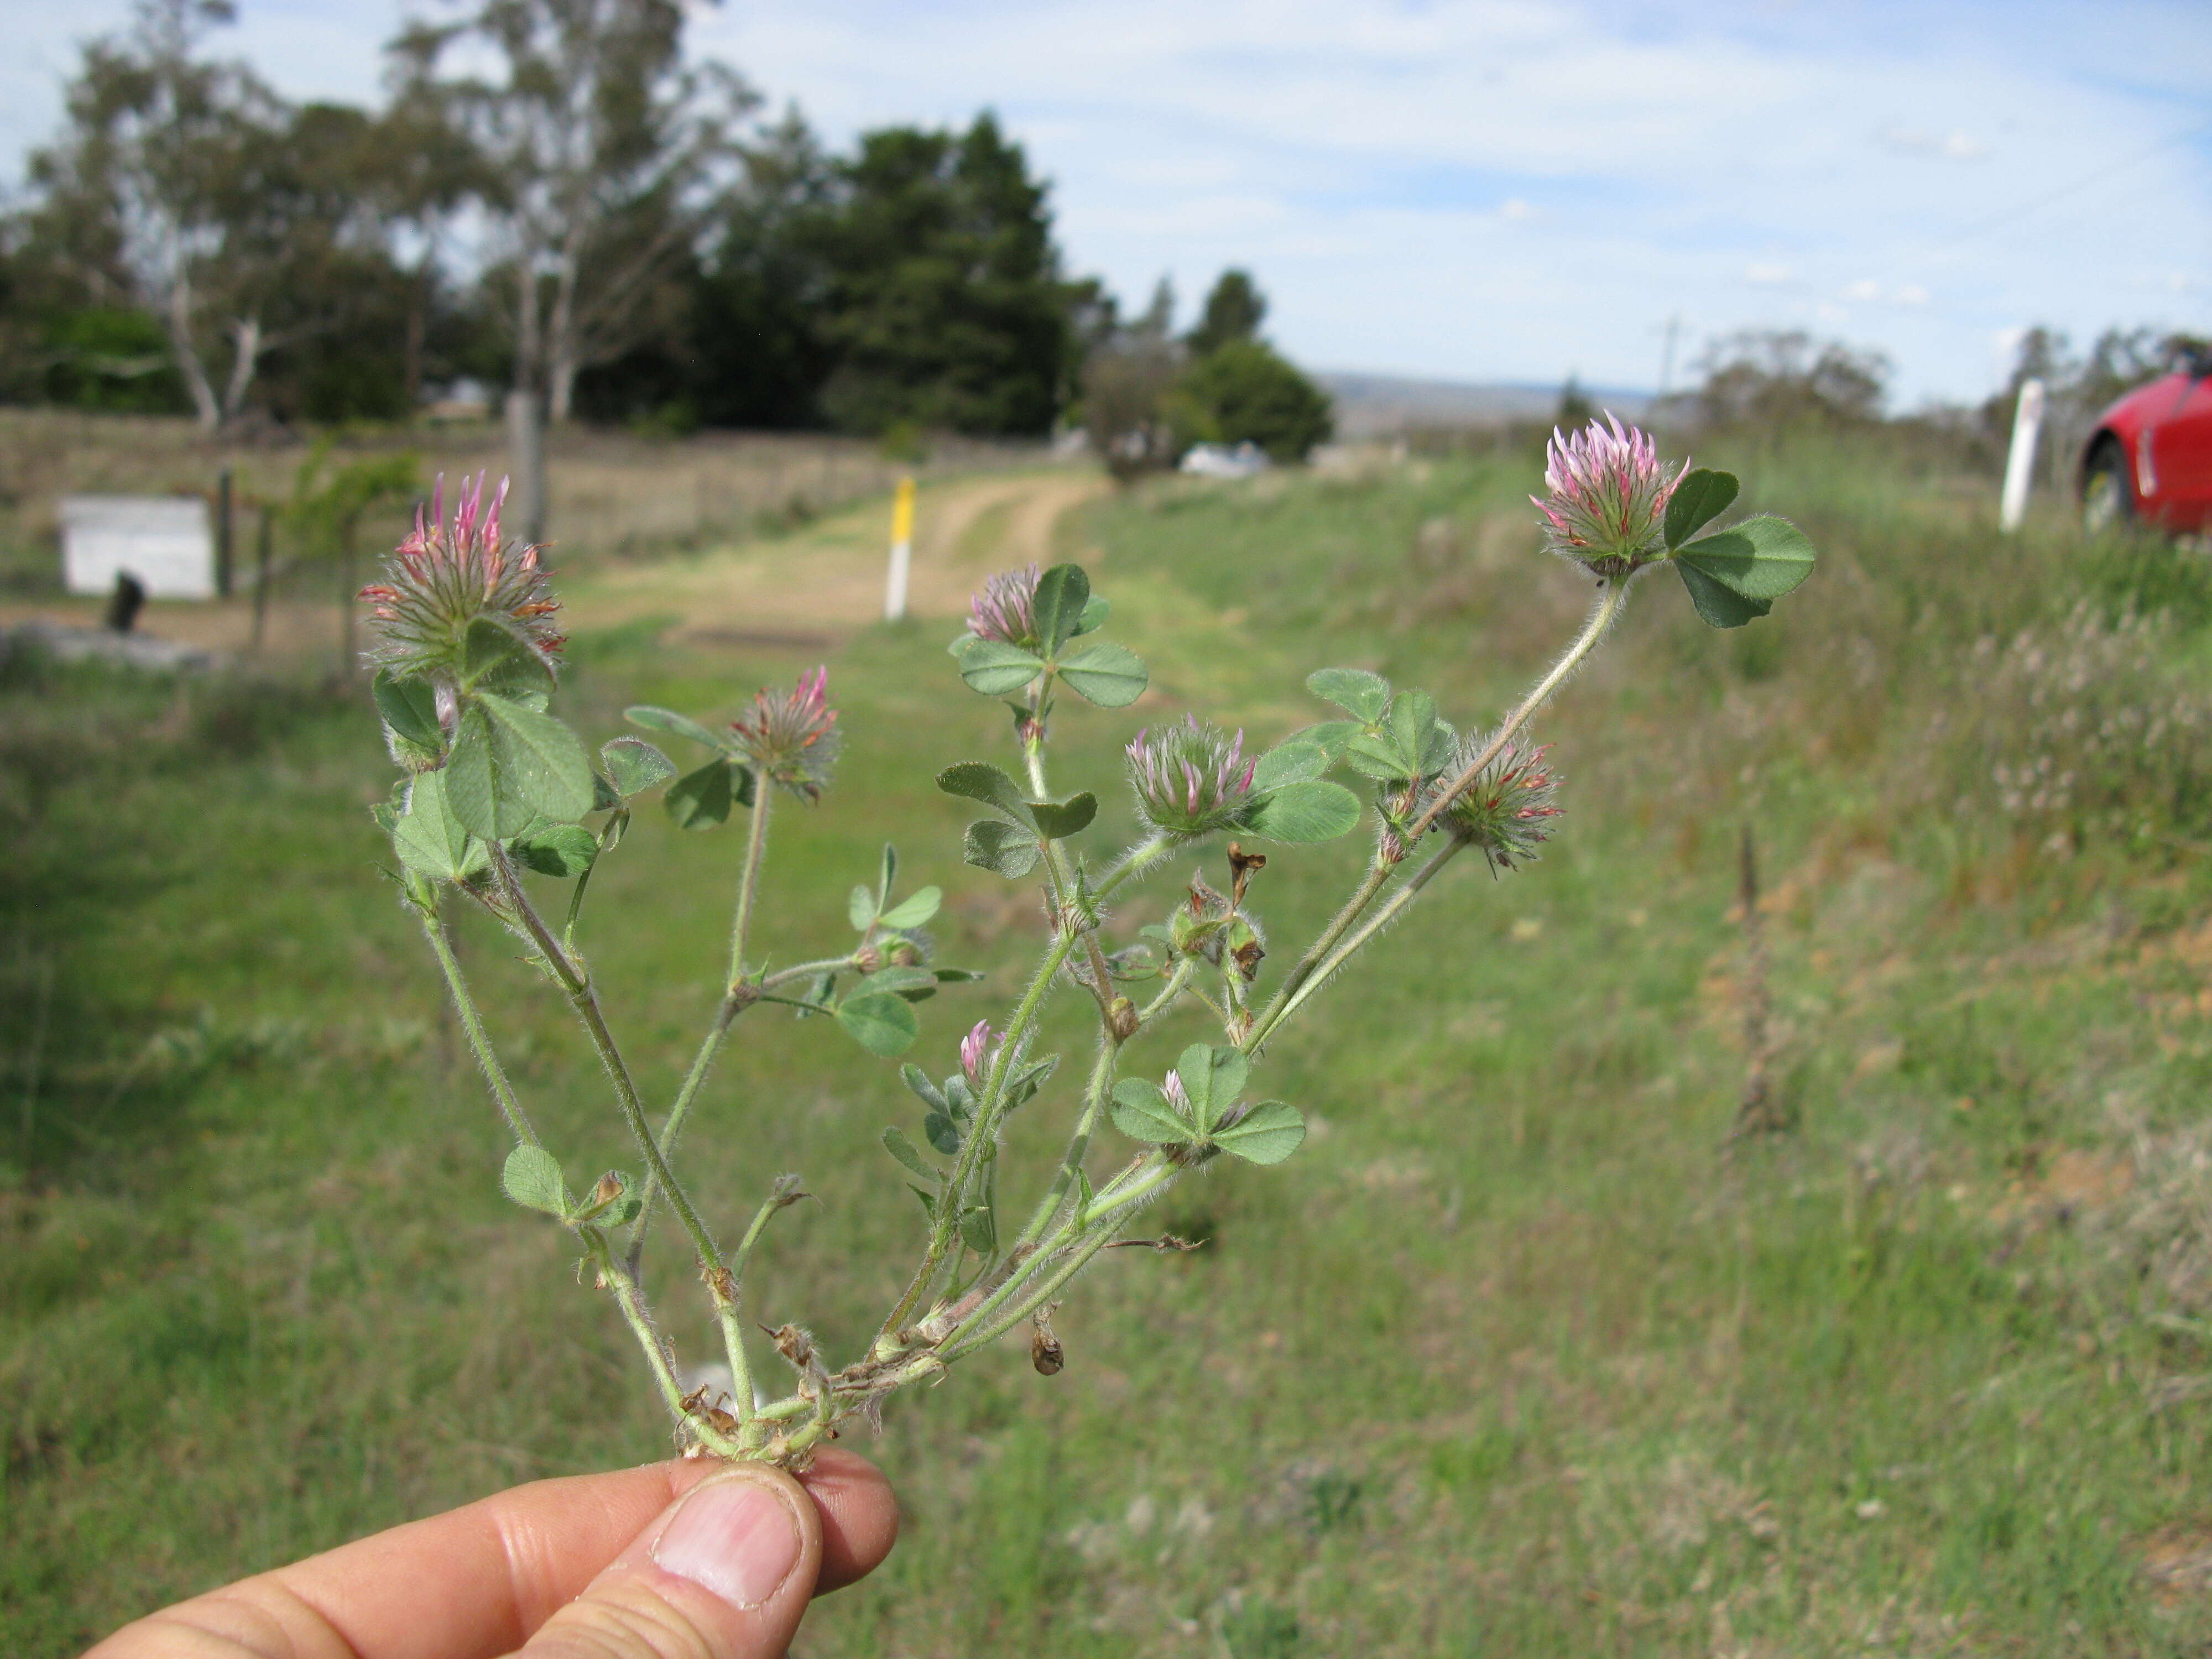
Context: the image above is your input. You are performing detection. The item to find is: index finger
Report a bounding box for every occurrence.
[86,1450,899,1659]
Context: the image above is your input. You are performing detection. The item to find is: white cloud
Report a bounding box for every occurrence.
[1746,262,1794,285]
[1500,197,1537,221]
[1879,124,1990,161]
[1845,278,1882,301]
[1895,283,1931,306]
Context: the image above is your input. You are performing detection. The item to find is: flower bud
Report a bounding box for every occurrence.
[853,942,884,973]
[1424,733,1563,872]
[967,564,1042,649]
[1107,995,1139,1040]
[730,666,839,801]
[960,1019,1000,1087]
[1125,717,1258,838]
[1531,414,1687,573]
[359,472,562,685]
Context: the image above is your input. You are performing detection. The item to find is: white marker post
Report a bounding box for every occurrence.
[2000,378,2046,533]
[884,476,916,620]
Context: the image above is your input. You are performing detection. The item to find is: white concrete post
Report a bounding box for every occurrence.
[884,476,916,620]
[2000,378,2046,533]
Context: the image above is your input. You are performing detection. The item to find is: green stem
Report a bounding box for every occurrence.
[630,788,777,1263]
[586,1232,742,1459]
[716,1185,799,1437]
[1246,838,1465,1050]
[417,900,537,1146]
[1014,1039,1120,1252]
[943,1157,1180,1360]
[729,784,773,989]
[1254,578,1629,1038]
[879,925,1082,1340]
[493,853,735,1331]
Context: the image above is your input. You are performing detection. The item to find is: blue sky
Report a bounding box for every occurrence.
[4,0,2206,405]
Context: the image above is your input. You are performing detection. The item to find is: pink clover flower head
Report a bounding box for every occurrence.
[1531,414,1687,571]
[1425,731,1563,873]
[967,564,1042,650]
[359,471,562,682]
[1125,714,1259,838]
[730,665,840,801]
[959,1019,999,1087]
[1163,1070,1191,1114]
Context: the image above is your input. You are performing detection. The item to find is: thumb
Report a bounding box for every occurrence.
[518,1462,823,1659]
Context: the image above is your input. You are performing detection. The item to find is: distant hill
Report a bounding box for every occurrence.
[1316,371,1655,438]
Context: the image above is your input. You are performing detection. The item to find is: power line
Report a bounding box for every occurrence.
[1926,119,2210,252]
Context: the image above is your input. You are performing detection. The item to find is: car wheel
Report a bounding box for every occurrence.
[2082,440,2133,534]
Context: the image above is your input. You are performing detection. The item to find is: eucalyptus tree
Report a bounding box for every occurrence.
[389,0,757,430]
[23,0,292,429]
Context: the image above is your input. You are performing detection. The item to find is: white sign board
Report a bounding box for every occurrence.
[60,495,215,599]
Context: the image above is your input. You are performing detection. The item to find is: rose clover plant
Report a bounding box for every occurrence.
[362,420,1814,1467]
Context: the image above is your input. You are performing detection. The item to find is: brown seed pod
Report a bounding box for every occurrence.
[1031,1315,1065,1376]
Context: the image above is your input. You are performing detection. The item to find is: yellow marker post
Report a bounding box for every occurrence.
[884,476,916,620]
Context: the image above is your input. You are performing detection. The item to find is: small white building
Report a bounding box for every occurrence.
[60,496,215,599]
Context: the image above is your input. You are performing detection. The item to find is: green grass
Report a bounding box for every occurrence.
[12,434,2212,1654]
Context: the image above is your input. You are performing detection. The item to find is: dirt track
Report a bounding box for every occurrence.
[0,466,1110,663]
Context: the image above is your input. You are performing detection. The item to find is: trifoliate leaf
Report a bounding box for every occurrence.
[1031,564,1091,658]
[1030,794,1098,841]
[937,761,1036,826]
[1251,739,1333,790]
[1674,514,1815,601]
[1238,780,1363,843]
[1306,666,1391,723]
[500,1143,568,1218]
[664,756,734,828]
[373,671,442,750]
[878,885,942,928]
[1662,467,1740,551]
[624,704,726,752]
[836,990,919,1057]
[1110,1077,1193,1144]
[1056,640,1148,707]
[849,883,878,931]
[475,691,597,826]
[950,635,1047,695]
[600,735,675,799]
[881,1125,940,1181]
[392,769,485,883]
[510,823,599,878]
[1676,559,1772,629]
[1175,1042,1249,1134]
[900,1062,948,1112]
[958,1203,997,1255]
[1212,1099,1306,1165]
[965,819,1041,878]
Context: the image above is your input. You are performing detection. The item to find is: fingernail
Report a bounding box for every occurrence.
[651,1474,804,1609]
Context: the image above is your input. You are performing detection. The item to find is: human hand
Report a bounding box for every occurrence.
[85,1449,899,1659]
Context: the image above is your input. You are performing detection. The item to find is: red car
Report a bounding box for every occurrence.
[2080,345,2212,534]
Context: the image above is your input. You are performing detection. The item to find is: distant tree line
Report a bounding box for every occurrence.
[0,0,1333,462]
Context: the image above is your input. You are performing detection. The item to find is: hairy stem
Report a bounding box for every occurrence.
[494,854,739,1372]
[585,1231,742,1459]
[1255,578,1629,1039]
[1248,837,1465,1048]
[418,899,537,1146]
[630,786,775,1262]
[1013,1038,1121,1253]
[879,926,1082,1339]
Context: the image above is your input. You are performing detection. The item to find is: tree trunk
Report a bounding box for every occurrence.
[221,315,263,424]
[545,228,585,424]
[163,275,222,431]
[505,389,546,550]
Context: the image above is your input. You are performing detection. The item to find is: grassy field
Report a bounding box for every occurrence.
[10,427,2212,1656]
